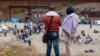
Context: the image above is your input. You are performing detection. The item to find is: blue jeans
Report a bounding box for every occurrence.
[46,32,60,56]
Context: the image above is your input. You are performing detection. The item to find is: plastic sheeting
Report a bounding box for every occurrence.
[11,17,19,23]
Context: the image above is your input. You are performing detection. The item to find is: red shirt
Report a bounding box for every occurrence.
[43,15,61,32]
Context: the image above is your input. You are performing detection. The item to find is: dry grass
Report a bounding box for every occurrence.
[0,44,100,56]
[75,52,100,56]
[0,44,41,56]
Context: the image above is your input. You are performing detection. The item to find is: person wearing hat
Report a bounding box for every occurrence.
[43,5,61,56]
[62,6,79,56]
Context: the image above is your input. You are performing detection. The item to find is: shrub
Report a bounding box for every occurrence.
[2,46,24,56]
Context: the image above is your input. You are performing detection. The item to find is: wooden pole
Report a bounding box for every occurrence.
[28,0,31,17]
[9,5,11,21]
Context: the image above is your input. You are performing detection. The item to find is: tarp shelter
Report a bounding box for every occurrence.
[95,20,100,25]
[0,24,9,31]
[11,17,19,23]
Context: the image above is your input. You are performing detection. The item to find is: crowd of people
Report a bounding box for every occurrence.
[75,32,93,45]
[0,5,98,56]
[11,14,44,46]
[0,13,45,46]
[0,5,79,56]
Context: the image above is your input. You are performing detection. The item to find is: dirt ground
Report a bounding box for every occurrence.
[0,2,100,56]
[0,22,100,56]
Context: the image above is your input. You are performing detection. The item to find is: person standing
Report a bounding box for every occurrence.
[43,6,61,56]
[90,23,92,29]
[62,6,79,56]
[3,30,7,37]
[15,24,17,29]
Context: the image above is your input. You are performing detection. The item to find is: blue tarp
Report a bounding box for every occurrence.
[11,17,19,23]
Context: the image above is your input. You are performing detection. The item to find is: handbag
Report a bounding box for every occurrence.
[42,33,48,43]
[42,16,53,43]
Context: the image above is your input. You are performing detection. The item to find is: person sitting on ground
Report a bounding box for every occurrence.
[85,34,93,44]
[81,30,85,36]
[94,30,99,33]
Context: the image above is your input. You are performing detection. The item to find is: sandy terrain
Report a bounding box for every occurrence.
[0,22,100,56]
[0,2,100,56]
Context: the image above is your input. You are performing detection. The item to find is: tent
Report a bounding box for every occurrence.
[11,17,19,23]
[95,20,100,25]
[0,24,9,31]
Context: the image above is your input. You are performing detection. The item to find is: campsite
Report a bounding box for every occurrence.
[0,2,100,56]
